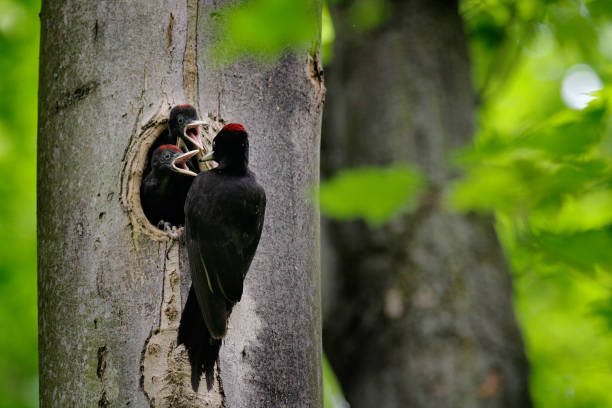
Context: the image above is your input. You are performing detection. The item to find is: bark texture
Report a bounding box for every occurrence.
[37,1,323,407]
[321,1,532,407]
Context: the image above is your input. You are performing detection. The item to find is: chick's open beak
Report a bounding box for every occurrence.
[171,150,199,177]
[184,120,206,151]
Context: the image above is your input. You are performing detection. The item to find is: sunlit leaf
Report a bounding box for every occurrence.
[519,101,606,155]
[0,0,28,38]
[450,165,526,212]
[211,0,320,64]
[534,229,612,272]
[318,165,424,226]
[321,3,335,65]
[541,191,612,232]
[589,298,612,332]
[547,2,599,59]
[323,354,348,408]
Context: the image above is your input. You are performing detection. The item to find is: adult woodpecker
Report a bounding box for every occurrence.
[178,123,266,391]
[140,145,198,227]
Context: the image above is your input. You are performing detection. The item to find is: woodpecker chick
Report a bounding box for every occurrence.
[169,104,207,152]
[146,104,204,178]
[178,123,266,391]
[140,145,198,227]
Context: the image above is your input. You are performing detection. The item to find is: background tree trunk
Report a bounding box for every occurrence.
[37,1,323,407]
[321,1,532,407]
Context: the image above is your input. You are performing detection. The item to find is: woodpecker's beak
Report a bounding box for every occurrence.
[171,150,199,177]
[184,120,206,151]
[199,150,215,162]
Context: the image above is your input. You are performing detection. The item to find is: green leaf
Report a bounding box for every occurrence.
[540,190,612,232]
[321,3,335,65]
[534,229,612,272]
[318,165,424,226]
[589,298,612,332]
[211,0,320,64]
[519,102,606,156]
[323,354,348,408]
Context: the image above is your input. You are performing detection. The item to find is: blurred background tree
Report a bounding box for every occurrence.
[4,0,612,406]
[320,0,531,406]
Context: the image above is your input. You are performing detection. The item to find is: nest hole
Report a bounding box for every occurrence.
[121,107,224,241]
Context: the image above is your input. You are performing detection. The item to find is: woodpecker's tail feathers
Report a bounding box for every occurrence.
[178,285,222,391]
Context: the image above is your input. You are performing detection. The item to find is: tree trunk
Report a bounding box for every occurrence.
[321,1,532,407]
[37,1,323,407]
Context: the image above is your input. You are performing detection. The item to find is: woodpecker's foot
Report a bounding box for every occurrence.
[165,224,181,241]
[169,226,182,241]
[156,220,169,230]
[156,220,180,240]
[163,225,182,259]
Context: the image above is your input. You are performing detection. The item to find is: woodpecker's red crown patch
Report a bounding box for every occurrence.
[158,144,182,153]
[222,123,246,133]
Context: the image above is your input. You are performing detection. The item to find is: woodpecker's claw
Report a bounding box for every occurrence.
[163,224,182,259]
[156,220,175,235]
[165,222,180,238]
[171,229,184,242]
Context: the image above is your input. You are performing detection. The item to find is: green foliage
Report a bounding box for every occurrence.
[514,267,612,408]
[458,0,612,405]
[0,0,39,406]
[345,0,390,32]
[451,99,610,215]
[318,165,424,226]
[210,0,321,64]
[323,353,348,408]
[321,4,335,64]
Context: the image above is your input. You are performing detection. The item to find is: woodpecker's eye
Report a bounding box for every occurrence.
[178,116,184,125]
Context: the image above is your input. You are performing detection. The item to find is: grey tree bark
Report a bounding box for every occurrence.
[37,1,323,407]
[321,1,532,407]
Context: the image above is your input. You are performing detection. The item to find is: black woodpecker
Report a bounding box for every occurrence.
[140,145,198,227]
[178,123,266,391]
[168,104,206,152]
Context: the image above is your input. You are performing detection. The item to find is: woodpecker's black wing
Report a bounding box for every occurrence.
[184,170,266,338]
